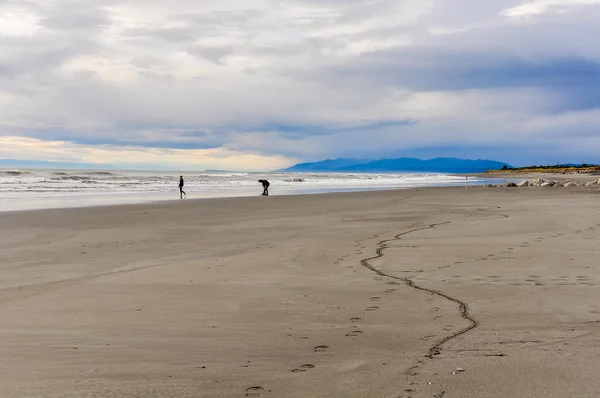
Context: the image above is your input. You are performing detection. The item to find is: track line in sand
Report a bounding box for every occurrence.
[360,221,477,358]
[359,213,509,359]
[357,212,505,398]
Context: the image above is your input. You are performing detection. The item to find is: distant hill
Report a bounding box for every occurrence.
[279,158,373,172]
[280,157,512,173]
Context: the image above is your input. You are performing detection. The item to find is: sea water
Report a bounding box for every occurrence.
[0,169,504,211]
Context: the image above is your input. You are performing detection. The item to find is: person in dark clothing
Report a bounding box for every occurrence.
[179,175,186,199]
[258,179,270,196]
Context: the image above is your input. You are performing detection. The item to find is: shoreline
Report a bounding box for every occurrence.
[0,187,403,213]
[0,177,508,213]
[0,185,471,215]
[1,172,592,213]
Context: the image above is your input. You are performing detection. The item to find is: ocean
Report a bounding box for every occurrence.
[0,169,504,211]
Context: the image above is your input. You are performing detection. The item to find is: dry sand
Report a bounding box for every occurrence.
[1,186,600,397]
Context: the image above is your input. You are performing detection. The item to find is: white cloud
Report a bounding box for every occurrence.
[0,10,40,37]
[502,0,600,18]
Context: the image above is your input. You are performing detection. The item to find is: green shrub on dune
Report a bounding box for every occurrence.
[487,164,600,174]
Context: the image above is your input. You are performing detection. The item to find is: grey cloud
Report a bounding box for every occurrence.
[41,10,111,31]
[126,26,199,43]
[176,9,265,26]
[186,45,234,64]
[137,70,176,81]
[0,36,101,80]
[2,0,600,166]
[425,1,522,25]
[122,9,268,44]
[130,55,165,69]
[292,5,600,92]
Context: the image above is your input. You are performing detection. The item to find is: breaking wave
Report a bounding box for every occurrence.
[0,169,478,195]
[82,171,115,176]
[0,170,29,176]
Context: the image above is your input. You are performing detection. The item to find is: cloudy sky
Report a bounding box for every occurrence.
[1,0,599,170]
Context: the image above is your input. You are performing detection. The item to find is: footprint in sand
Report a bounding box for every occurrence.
[370,297,381,302]
[314,345,329,353]
[291,364,315,373]
[245,386,264,397]
[388,281,402,286]
[384,289,396,293]
[350,317,362,323]
[366,306,379,312]
[345,330,364,337]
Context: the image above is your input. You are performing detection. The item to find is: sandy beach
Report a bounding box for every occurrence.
[2,185,600,397]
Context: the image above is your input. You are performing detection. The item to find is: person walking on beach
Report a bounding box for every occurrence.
[179,175,186,199]
[258,179,270,196]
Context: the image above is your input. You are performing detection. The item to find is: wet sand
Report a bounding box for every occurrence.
[1,187,600,397]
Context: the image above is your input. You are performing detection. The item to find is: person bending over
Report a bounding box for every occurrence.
[258,179,270,196]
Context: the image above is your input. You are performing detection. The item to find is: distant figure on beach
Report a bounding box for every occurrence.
[258,179,270,196]
[179,176,186,199]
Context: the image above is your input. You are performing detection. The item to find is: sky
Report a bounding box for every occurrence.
[1,0,600,170]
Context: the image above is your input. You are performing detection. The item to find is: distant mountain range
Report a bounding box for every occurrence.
[279,157,512,173]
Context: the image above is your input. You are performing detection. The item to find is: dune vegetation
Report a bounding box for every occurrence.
[488,164,600,174]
